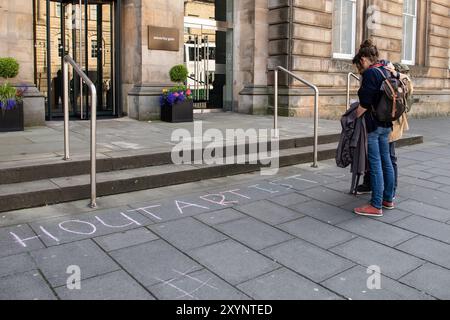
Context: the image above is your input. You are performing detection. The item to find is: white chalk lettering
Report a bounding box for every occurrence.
[10,232,41,248]
[39,226,60,243]
[128,205,162,221]
[248,184,280,194]
[58,220,97,235]
[221,189,251,199]
[175,201,209,214]
[199,194,237,206]
[95,212,142,228]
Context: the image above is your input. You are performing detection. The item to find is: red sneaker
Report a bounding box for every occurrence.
[354,204,383,217]
[383,201,395,210]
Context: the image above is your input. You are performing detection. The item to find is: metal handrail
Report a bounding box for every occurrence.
[346,72,360,110]
[274,66,320,168]
[63,55,98,208]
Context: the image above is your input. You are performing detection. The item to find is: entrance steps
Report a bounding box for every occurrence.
[0,133,423,213]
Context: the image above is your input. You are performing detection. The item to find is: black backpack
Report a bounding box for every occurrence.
[373,67,407,122]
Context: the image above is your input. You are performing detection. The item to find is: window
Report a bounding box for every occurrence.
[55,3,61,18]
[332,0,357,60]
[402,0,417,65]
[91,39,98,58]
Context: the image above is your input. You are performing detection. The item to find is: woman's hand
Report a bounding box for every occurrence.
[356,105,367,118]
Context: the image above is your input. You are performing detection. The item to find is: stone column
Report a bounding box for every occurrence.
[123,0,184,121]
[0,0,45,126]
[235,0,269,115]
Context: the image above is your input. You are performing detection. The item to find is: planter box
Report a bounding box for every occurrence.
[0,100,24,132]
[160,99,193,123]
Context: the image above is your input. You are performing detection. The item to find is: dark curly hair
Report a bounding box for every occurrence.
[352,39,379,67]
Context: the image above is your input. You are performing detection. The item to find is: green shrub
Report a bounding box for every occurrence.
[0,57,20,79]
[169,64,188,83]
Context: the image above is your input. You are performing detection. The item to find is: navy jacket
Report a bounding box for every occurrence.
[358,65,393,133]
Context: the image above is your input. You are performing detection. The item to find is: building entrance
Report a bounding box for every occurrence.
[34,0,121,120]
[184,0,233,111]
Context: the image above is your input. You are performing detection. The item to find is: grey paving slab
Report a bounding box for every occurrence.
[290,200,356,225]
[215,217,293,251]
[401,151,441,162]
[28,207,152,246]
[148,217,227,251]
[110,240,202,287]
[278,217,356,249]
[194,208,246,226]
[0,253,36,278]
[150,269,250,300]
[238,268,341,300]
[322,266,433,300]
[428,175,450,187]
[399,169,437,180]
[396,184,450,209]
[93,228,159,252]
[0,224,45,258]
[268,192,310,207]
[395,215,450,244]
[299,187,358,207]
[188,240,280,285]
[55,271,154,300]
[397,200,450,222]
[261,239,354,283]
[367,209,414,224]
[396,236,450,269]
[0,271,57,300]
[400,263,450,300]
[336,217,416,247]
[235,200,304,225]
[330,238,424,280]
[31,239,120,288]
[398,176,443,190]
[424,167,450,178]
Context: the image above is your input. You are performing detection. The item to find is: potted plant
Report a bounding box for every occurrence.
[0,57,25,132]
[160,64,193,123]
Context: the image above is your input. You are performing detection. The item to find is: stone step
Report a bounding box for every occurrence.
[0,134,423,213]
[0,134,341,185]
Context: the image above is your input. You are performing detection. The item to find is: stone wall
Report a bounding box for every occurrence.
[235,0,269,115]
[123,0,184,120]
[0,0,45,126]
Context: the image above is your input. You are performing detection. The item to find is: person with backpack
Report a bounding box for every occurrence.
[351,40,407,217]
[355,61,413,197]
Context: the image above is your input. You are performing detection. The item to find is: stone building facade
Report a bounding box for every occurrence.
[0,0,449,126]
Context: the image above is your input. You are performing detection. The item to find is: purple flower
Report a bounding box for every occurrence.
[6,99,16,110]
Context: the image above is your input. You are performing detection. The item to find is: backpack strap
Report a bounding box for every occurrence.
[373,67,388,80]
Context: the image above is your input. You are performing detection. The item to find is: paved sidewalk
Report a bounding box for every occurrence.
[1,118,450,300]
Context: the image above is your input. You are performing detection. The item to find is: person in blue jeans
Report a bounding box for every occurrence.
[352,40,395,217]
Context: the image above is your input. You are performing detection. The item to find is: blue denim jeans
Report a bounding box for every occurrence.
[368,127,395,209]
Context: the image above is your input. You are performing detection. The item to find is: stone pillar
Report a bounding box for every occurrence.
[235,0,269,115]
[0,0,45,126]
[123,0,184,121]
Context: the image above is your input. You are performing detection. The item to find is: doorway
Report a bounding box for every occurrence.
[183,0,233,111]
[34,0,121,120]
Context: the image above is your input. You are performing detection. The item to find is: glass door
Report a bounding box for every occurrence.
[35,0,116,120]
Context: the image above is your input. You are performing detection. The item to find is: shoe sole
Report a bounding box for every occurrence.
[383,206,395,210]
[354,210,383,217]
[356,191,372,195]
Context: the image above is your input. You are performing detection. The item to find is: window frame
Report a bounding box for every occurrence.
[332,0,357,60]
[402,0,418,66]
